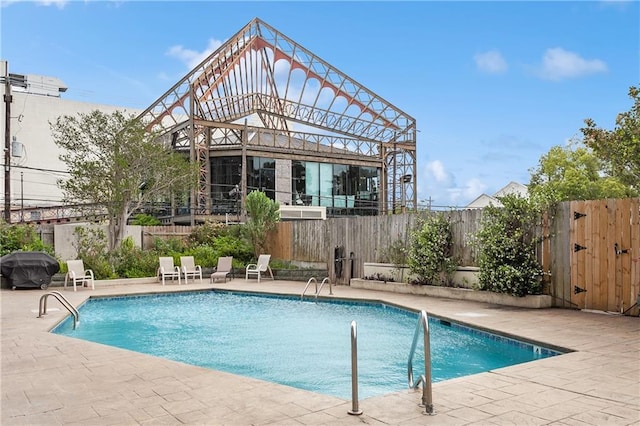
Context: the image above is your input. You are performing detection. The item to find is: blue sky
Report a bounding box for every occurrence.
[2,0,638,207]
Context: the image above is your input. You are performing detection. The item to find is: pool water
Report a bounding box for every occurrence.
[52,291,561,399]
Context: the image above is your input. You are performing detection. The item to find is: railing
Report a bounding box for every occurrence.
[407,310,434,415]
[347,320,362,415]
[301,277,333,299]
[301,277,317,299]
[38,291,80,330]
[316,277,333,298]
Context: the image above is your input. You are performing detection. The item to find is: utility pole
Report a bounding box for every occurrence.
[3,61,12,223]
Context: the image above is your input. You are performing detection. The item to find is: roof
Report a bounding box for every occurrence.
[138,18,416,146]
[465,181,529,209]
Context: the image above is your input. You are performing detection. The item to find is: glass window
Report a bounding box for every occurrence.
[247,156,276,200]
[290,161,380,216]
[319,163,333,207]
[210,156,242,215]
[305,162,319,205]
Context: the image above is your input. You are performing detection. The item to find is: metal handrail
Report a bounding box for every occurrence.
[407,310,434,415]
[315,277,333,298]
[347,320,362,415]
[38,291,80,330]
[301,277,317,299]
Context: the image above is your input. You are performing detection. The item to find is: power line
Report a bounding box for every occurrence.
[6,164,69,174]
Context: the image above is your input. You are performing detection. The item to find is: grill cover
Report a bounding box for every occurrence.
[0,251,60,289]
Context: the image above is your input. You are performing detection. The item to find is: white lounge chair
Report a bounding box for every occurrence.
[158,256,181,285]
[64,259,95,291]
[181,256,202,284]
[210,256,233,283]
[245,254,274,282]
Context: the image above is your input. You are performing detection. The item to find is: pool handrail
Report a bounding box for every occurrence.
[301,277,317,299]
[315,277,333,298]
[407,310,434,415]
[38,291,80,330]
[347,320,362,415]
[301,277,333,299]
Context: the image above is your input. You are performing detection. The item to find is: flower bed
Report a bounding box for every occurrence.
[350,278,552,309]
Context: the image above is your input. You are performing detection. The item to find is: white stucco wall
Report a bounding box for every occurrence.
[1,75,141,211]
[54,223,142,261]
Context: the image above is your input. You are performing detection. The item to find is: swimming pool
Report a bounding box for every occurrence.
[53,291,561,399]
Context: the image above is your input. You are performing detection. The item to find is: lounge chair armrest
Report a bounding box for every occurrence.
[85,269,94,279]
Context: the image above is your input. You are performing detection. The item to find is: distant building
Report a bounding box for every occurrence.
[2,19,417,224]
[466,181,528,209]
[138,18,417,223]
[0,60,139,223]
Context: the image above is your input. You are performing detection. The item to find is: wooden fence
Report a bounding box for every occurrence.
[124,198,640,315]
[141,225,193,250]
[265,210,483,285]
[547,198,639,314]
[266,199,639,315]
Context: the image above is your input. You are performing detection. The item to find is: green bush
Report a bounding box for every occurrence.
[130,213,161,226]
[408,213,458,285]
[210,235,253,264]
[188,221,227,245]
[377,238,408,266]
[474,194,543,296]
[72,226,115,279]
[153,236,187,255]
[184,244,218,268]
[112,237,159,278]
[0,221,54,256]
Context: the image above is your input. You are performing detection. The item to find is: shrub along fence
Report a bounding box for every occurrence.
[265,198,639,315]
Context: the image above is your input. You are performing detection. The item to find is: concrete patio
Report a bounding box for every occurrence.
[2,279,638,425]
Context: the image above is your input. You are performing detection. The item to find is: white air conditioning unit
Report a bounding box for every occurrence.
[278,205,326,220]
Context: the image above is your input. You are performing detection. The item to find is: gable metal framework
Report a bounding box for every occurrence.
[138,18,416,219]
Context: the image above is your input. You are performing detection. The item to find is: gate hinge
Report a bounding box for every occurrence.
[573,211,587,220]
[574,243,587,252]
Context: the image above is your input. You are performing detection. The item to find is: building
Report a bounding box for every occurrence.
[138,18,417,223]
[465,181,529,209]
[0,60,140,223]
[2,18,417,224]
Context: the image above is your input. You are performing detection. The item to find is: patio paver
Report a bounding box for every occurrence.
[2,279,638,425]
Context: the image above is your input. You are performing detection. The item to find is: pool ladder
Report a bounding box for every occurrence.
[300,277,332,299]
[38,291,80,330]
[407,310,434,415]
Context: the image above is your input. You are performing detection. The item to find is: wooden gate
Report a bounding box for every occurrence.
[570,198,640,314]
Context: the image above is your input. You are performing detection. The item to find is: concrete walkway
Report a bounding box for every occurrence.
[1,279,638,425]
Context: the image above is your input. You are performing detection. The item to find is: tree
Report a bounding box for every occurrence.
[244,190,280,257]
[528,143,634,207]
[581,85,640,193]
[51,110,197,250]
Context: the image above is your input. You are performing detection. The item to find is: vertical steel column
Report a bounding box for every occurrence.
[189,84,196,226]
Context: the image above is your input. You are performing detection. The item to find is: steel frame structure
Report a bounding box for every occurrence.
[138,18,416,220]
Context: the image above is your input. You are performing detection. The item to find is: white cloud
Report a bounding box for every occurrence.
[462,178,487,200]
[537,48,607,81]
[166,38,224,69]
[419,161,490,207]
[474,50,508,74]
[425,160,450,184]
